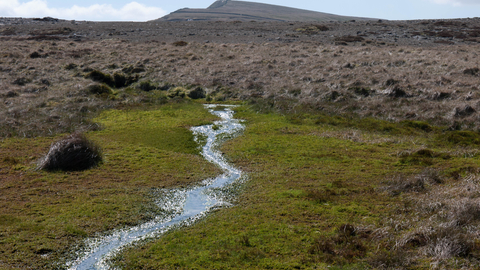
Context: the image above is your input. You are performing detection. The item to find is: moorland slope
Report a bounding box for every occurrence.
[157,0,375,22]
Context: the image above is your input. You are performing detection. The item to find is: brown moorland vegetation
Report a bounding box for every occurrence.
[0,20,479,136]
[1,17,480,268]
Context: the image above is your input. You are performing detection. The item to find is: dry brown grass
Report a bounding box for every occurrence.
[372,172,480,268]
[0,38,479,137]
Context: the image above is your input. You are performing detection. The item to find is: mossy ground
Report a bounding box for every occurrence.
[3,102,480,269]
[0,102,220,269]
[112,105,480,269]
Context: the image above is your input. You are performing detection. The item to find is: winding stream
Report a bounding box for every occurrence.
[67,104,245,270]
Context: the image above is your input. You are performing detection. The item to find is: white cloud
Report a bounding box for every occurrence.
[0,0,167,21]
[429,0,480,6]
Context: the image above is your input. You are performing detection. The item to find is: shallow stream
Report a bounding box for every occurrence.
[67,104,245,270]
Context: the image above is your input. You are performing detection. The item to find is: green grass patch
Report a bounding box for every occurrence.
[0,102,220,268]
[112,105,480,269]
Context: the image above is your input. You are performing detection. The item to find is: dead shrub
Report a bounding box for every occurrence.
[37,133,102,171]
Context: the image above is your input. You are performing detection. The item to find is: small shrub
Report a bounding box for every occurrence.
[86,83,114,96]
[37,133,102,171]
[85,70,115,87]
[187,86,206,99]
[113,72,127,88]
[138,81,157,92]
[167,87,187,98]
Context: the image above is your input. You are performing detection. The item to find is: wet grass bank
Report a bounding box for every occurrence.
[112,105,480,269]
[0,102,220,269]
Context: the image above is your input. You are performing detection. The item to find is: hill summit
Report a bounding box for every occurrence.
[155,0,375,22]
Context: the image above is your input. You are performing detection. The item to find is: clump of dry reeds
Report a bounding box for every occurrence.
[37,132,102,171]
[372,171,480,268]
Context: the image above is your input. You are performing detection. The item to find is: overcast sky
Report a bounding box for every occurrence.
[0,0,479,22]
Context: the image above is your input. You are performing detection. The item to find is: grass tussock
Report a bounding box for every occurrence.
[37,132,102,171]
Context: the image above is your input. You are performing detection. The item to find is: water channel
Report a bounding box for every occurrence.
[67,104,245,270]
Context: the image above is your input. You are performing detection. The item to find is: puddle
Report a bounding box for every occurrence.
[66,104,245,270]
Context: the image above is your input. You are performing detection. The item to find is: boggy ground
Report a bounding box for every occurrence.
[0,17,480,269]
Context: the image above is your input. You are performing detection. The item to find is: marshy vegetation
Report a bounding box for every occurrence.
[110,105,480,269]
[0,30,479,269]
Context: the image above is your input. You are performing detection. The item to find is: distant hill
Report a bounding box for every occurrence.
[155,0,376,22]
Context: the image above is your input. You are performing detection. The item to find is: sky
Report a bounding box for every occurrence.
[0,0,479,22]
